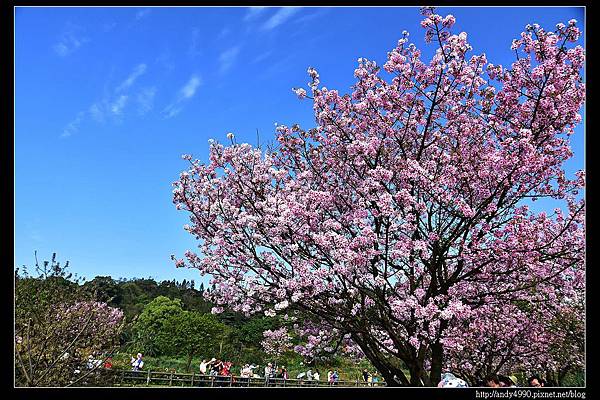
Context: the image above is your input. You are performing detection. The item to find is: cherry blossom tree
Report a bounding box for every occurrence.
[261,327,293,360]
[15,300,124,387]
[172,8,585,386]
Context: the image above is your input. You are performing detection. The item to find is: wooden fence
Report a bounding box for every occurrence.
[77,368,387,387]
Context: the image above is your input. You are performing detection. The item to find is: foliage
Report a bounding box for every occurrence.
[155,311,228,371]
[131,296,184,356]
[171,7,585,386]
[15,253,124,387]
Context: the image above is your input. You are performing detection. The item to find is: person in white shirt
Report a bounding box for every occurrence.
[200,358,216,375]
[131,353,144,371]
[264,363,273,379]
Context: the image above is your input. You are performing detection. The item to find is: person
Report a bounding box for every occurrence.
[327,369,333,385]
[221,361,232,376]
[264,363,273,379]
[264,363,274,385]
[372,374,380,385]
[281,366,289,380]
[211,360,222,376]
[528,375,544,387]
[131,353,144,371]
[200,358,216,375]
[87,355,96,369]
[485,375,501,387]
[438,372,468,388]
[332,370,340,385]
[249,364,260,378]
[240,364,251,378]
[306,369,313,381]
[362,368,371,384]
[499,375,518,387]
[313,370,320,382]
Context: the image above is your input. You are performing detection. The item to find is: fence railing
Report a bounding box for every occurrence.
[77,368,387,387]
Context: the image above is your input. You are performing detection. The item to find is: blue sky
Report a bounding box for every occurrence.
[15,6,585,284]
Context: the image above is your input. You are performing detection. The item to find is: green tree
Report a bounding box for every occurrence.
[156,311,228,372]
[83,276,123,306]
[131,296,183,356]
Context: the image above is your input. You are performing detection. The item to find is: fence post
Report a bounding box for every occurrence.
[230,375,234,387]
[146,370,151,386]
[191,372,195,387]
[210,376,215,387]
[169,372,173,386]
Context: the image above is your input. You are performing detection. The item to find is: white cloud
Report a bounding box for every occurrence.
[116,63,147,92]
[110,95,128,115]
[219,46,240,74]
[53,24,89,57]
[181,75,201,99]
[188,28,202,57]
[156,49,175,72]
[244,7,268,22]
[136,87,157,115]
[61,112,85,138]
[218,27,231,39]
[89,103,105,123]
[261,7,301,31]
[135,9,151,21]
[162,105,183,119]
[252,51,272,64]
[162,74,202,119]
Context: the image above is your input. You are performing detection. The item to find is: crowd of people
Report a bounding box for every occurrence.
[127,353,550,388]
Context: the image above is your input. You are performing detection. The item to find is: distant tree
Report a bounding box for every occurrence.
[131,296,184,356]
[155,311,228,372]
[83,276,123,306]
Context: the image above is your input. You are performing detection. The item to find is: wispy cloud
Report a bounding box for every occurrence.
[163,74,202,119]
[53,23,89,57]
[261,7,302,31]
[252,50,272,64]
[62,65,154,138]
[294,8,330,25]
[89,103,105,123]
[218,26,231,39]
[116,63,147,92]
[181,76,201,98]
[135,8,151,21]
[219,46,240,75]
[244,7,268,22]
[156,49,175,72]
[110,95,128,115]
[61,112,85,138]
[188,28,202,57]
[136,87,157,115]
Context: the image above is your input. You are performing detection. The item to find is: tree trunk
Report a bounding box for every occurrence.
[186,351,194,372]
[429,341,444,386]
